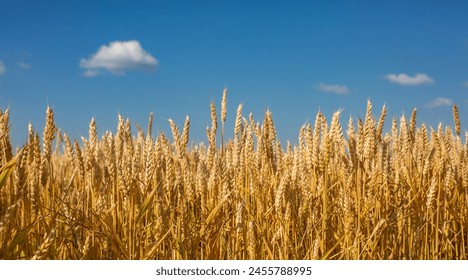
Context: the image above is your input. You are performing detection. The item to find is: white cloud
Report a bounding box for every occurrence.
[83,70,100,77]
[384,73,434,86]
[17,62,31,69]
[425,97,453,109]
[462,81,468,87]
[316,82,349,95]
[80,40,158,76]
[0,60,6,75]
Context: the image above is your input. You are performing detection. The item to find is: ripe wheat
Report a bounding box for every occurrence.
[0,91,466,259]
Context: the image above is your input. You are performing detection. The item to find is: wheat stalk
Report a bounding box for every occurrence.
[453,104,461,136]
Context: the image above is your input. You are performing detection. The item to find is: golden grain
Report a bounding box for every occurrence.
[0,94,466,260]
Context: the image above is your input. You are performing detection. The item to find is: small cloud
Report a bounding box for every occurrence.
[0,60,6,75]
[83,70,100,77]
[425,97,453,109]
[316,82,349,95]
[462,81,468,87]
[384,73,434,86]
[17,62,31,69]
[80,40,158,76]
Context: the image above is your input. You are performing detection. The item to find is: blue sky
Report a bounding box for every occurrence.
[1,0,467,147]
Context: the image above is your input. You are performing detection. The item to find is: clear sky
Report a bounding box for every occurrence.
[1,0,467,147]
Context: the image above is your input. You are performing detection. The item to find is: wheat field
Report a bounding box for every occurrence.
[0,89,467,260]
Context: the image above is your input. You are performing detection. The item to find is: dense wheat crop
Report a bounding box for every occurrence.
[0,90,467,259]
